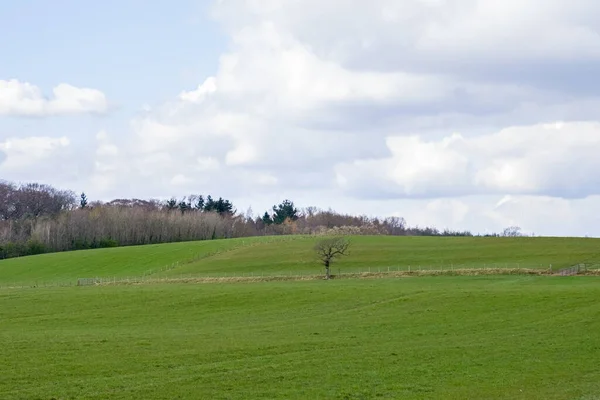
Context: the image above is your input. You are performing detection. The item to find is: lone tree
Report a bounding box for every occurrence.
[314,237,350,280]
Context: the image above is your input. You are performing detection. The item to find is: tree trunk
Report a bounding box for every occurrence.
[325,260,330,280]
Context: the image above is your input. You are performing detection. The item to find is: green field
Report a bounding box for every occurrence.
[0,236,289,285]
[2,277,600,399]
[1,236,600,399]
[1,236,599,286]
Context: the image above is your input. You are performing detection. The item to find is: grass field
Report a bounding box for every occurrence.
[0,236,287,285]
[1,236,600,399]
[1,276,600,399]
[1,235,599,285]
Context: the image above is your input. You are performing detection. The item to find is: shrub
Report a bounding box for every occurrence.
[0,242,27,259]
[98,238,119,248]
[26,240,47,256]
[71,239,90,250]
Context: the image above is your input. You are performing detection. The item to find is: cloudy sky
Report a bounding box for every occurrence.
[2,0,600,236]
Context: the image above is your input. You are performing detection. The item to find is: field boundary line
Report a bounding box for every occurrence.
[77,267,600,287]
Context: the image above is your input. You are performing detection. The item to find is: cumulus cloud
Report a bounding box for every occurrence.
[213,1,600,69]
[335,121,600,199]
[0,136,70,170]
[0,79,108,117]
[130,0,599,178]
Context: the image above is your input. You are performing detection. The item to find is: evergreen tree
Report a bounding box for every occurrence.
[215,197,234,215]
[165,198,178,210]
[194,195,205,211]
[262,211,273,225]
[79,192,88,209]
[272,199,298,224]
[204,195,216,212]
[178,198,191,214]
[203,195,234,216]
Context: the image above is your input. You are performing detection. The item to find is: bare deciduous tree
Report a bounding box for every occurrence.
[502,226,522,237]
[314,237,350,280]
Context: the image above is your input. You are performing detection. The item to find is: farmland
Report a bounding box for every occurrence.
[1,236,600,399]
[0,236,599,286]
[2,277,600,399]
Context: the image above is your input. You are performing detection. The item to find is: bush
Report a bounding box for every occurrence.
[98,238,119,248]
[0,242,27,259]
[26,240,47,256]
[71,239,90,250]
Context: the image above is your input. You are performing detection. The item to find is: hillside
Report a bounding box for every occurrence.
[2,277,600,399]
[2,236,600,399]
[0,235,599,285]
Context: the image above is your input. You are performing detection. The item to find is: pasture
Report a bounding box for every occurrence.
[0,236,599,286]
[1,236,599,399]
[1,277,600,399]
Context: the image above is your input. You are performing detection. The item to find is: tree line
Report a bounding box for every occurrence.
[0,180,521,260]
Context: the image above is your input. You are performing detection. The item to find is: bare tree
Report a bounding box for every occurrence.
[314,237,350,280]
[502,226,522,237]
[383,216,406,235]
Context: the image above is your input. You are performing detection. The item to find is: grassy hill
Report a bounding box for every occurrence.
[1,235,599,285]
[160,235,600,277]
[2,276,600,399]
[2,236,600,399]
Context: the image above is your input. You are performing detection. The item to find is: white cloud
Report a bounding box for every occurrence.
[212,0,600,68]
[196,156,220,171]
[170,174,193,186]
[336,121,600,199]
[0,79,108,117]
[0,136,70,170]
[95,130,119,157]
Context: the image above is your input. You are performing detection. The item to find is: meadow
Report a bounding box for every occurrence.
[1,277,600,399]
[1,236,600,399]
[0,235,599,286]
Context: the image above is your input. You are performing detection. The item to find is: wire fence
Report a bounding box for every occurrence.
[558,263,588,276]
[1,262,599,290]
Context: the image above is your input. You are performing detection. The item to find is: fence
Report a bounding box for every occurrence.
[2,262,599,290]
[558,264,588,276]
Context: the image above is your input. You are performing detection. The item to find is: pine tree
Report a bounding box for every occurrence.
[79,192,88,209]
[215,197,234,215]
[165,198,177,210]
[272,199,298,224]
[194,195,205,211]
[178,198,191,214]
[262,211,273,225]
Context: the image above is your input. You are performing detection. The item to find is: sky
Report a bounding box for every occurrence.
[2,0,600,237]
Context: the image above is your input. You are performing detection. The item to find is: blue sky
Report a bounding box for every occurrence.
[2,0,600,236]
[1,0,224,108]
